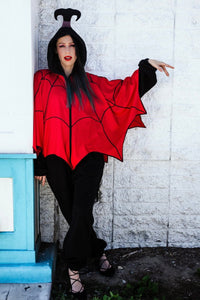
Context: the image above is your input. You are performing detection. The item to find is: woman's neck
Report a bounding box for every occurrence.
[62,65,73,78]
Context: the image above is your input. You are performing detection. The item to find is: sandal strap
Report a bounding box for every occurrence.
[98,254,115,277]
[69,270,84,293]
[99,257,111,271]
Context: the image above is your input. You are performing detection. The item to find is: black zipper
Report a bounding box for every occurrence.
[69,105,72,165]
[66,78,72,166]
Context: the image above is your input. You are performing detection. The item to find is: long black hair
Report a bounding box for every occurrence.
[47,8,96,108]
[68,41,96,108]
[48,34,95,108]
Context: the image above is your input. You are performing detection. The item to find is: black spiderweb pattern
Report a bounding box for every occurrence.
[34,70,145,160]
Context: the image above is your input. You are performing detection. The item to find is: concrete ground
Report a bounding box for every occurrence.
[0,283,52,300]
[2,247,200,299]
[52,247,200,300]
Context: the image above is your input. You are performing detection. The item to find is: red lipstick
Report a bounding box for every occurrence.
[64,56,72,61]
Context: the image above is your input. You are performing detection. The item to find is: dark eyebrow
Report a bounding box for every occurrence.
[57,42,75,45]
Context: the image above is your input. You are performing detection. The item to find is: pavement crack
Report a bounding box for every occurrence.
[5,291,9,300]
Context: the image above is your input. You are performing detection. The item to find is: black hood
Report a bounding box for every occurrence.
[47,8,87,74]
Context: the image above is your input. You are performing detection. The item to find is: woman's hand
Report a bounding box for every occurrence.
[148,59,174,76]
[35,176,46,186]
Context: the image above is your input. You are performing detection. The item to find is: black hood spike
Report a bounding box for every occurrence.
[54,8,81,24]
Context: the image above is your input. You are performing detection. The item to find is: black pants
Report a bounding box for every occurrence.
[46,152,106,270]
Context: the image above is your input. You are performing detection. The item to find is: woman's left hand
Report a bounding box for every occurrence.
[148,59,174,76]
[35,175,46,186]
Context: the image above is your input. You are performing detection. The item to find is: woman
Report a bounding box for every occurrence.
[34,8,173,299]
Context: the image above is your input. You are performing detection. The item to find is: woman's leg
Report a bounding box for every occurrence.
[63,152,106,270]
[45,155,87,295]
[46,155,73,225]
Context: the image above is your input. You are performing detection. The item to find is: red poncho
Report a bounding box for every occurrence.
[33,69,146,169]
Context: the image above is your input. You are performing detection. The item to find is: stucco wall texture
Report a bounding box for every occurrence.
[38,0,200,249]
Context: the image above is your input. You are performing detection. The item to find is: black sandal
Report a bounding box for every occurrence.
[99,254,115,277]
[68,269,87,300]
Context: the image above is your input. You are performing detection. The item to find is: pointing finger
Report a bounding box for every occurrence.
[161,66,169,76]
[160,62,174,69]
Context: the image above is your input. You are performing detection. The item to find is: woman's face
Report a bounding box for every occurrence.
[56,35,77,72]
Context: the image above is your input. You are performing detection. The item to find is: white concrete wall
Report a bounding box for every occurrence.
[0,0,34,153]
[38,0,200,248]
[32,0,39,73]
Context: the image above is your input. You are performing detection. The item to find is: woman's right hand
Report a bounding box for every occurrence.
[35,176,46,186]
[148,59,174,76]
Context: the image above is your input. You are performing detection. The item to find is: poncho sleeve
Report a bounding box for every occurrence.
[84,61,157,165]
[33,70,47,176]
[88,59,157,130]
[89,59,156,100]
[88,70,144,130]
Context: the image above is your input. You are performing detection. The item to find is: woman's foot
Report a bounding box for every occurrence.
[99,253,115,277]
[68,268,87,299]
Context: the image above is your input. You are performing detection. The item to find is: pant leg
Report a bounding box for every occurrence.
[64,152,107,270]
[46,155,73,225]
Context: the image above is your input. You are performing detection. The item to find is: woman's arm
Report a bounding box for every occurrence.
[138,58,174,98]
[34,151,47,174]
[139,58,157,97]
[89,59,174,103]
[33,70,47,184]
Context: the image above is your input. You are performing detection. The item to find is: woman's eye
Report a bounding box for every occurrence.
[58,44,75,48]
